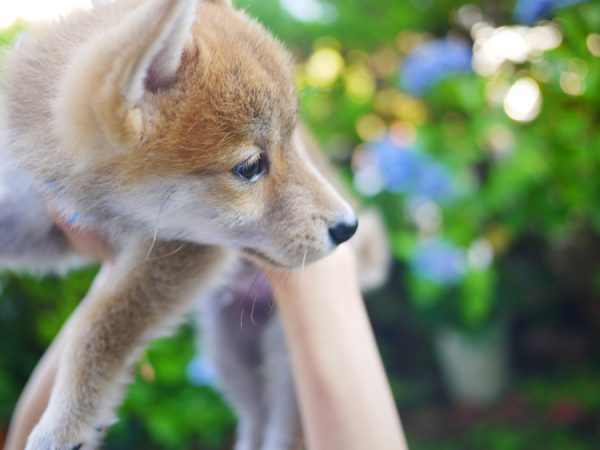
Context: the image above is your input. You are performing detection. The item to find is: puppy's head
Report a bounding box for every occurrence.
[56,0,356,268]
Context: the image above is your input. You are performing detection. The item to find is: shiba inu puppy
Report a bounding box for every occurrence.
[0,135,390,450]
[0,0,362,448]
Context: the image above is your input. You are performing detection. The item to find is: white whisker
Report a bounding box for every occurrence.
[145,242,187,261]
[144,186,176,259]
[240,265,265,329]
[250,266,274,326]
[250,291,258,327]
[110,231,192,289]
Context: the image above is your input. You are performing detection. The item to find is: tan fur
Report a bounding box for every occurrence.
[35,241,232,448]
[1,0,358,449]
[3,0,353,268]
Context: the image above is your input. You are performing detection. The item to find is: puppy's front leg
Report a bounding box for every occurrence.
[26,240,231,450]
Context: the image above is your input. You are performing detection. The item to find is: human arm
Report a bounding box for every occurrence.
[269,244,408,450]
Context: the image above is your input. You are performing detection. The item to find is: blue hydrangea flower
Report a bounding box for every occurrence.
[187,354,218,388]
[514,0,586,24]
[367,135,454,201]
[411,239,466,285]
[400,38,472,97]
[373,138,419,193]
[411,157,453,200]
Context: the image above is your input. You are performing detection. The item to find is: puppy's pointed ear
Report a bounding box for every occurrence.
[120,0,198,104]
[55,0,200,158]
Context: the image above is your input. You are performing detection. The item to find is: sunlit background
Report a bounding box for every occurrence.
[2,0,600,449]
[1,0,91,28]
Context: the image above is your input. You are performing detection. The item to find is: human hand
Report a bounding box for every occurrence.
[45,199,113,262]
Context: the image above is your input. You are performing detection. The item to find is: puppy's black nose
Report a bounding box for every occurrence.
[328,219,359,245]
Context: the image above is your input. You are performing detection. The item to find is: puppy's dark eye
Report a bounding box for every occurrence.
[234,154,268,182]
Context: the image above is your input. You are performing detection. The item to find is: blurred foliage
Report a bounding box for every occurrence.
[0,267,96,417]
[247,0,600,334]
[2,0,600,448]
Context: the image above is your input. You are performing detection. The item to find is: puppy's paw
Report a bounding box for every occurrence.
[26,434,86,450]
[25,431,66,450]
[25,423,89,450]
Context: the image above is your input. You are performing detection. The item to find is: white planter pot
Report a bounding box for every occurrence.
[434,324,509,407]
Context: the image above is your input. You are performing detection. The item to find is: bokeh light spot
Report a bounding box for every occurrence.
[586,33,600,57]
[396,30,431,53]
[485,225,510,254]
[389,121,417,148]
[374,90,428,124]
[279,0,338,23]
[396,97,428,124]
[472,23,562,76]
[305,47,345,87]
[503,78,541,122]
[560,71,585,96]
[140,361,156,383]
[343,64,375,103]
[468,239,494,270]
[407,198,442,234]
[375,89,402,115]
[369,46,400,78]
[354,165,385,196]
[356,114,386,141]
[484,124,515,160]
[456,4,484,30]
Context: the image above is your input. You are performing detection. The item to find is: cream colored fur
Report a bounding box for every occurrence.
[0,0,360,449]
